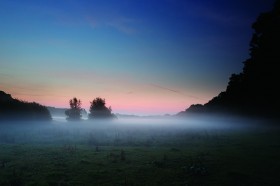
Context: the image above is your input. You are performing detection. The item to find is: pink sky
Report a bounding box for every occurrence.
[1,82,214,115]
[0,65,218,115]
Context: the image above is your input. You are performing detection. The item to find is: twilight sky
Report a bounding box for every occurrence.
[0,0,275,115]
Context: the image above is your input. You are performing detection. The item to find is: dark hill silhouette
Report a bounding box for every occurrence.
[0,90,51,121]
[179,1,280,118]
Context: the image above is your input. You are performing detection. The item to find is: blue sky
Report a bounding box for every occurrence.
[0,0,275,115]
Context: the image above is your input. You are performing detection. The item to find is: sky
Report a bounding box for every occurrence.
[0,0,275,115]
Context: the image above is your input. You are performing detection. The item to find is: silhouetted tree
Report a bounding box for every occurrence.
[88,97,116,119]
[65,97,82,120]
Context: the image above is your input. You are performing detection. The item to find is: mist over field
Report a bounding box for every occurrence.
[0,116,273,145]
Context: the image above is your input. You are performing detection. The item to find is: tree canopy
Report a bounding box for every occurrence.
[88,97,116,119]
[65,97,82,121]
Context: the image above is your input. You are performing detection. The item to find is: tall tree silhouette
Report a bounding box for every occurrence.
[65,97,82,120]
[182,0,280,118]
[88,97,115,119]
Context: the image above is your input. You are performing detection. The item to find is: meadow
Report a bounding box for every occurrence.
[0,117,279,186]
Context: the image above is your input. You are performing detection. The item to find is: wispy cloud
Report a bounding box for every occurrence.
[86,16,98,29]
[150,83,206,101]
[107,16,137,34]
[185,2,252,27]
[150,83,179,93]
[86,14,139,34]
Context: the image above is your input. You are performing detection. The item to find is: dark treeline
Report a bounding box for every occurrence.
[0,91,51,121]
[179,0,280,119]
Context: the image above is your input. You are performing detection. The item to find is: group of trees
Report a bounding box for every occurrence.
[65,97,116,121]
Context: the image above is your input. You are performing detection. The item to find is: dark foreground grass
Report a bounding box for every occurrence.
[0,119,280,185]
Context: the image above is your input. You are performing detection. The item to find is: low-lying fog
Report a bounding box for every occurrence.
[0,116,277,146]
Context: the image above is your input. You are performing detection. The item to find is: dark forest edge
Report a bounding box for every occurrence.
[0,91,51,121]
[178,1,280,120]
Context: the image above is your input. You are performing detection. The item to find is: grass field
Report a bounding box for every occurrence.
[0,117,279,185]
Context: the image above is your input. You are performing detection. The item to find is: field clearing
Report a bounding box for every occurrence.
[0,117,279,185]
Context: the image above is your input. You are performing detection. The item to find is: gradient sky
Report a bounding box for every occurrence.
[0,0,275,115]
